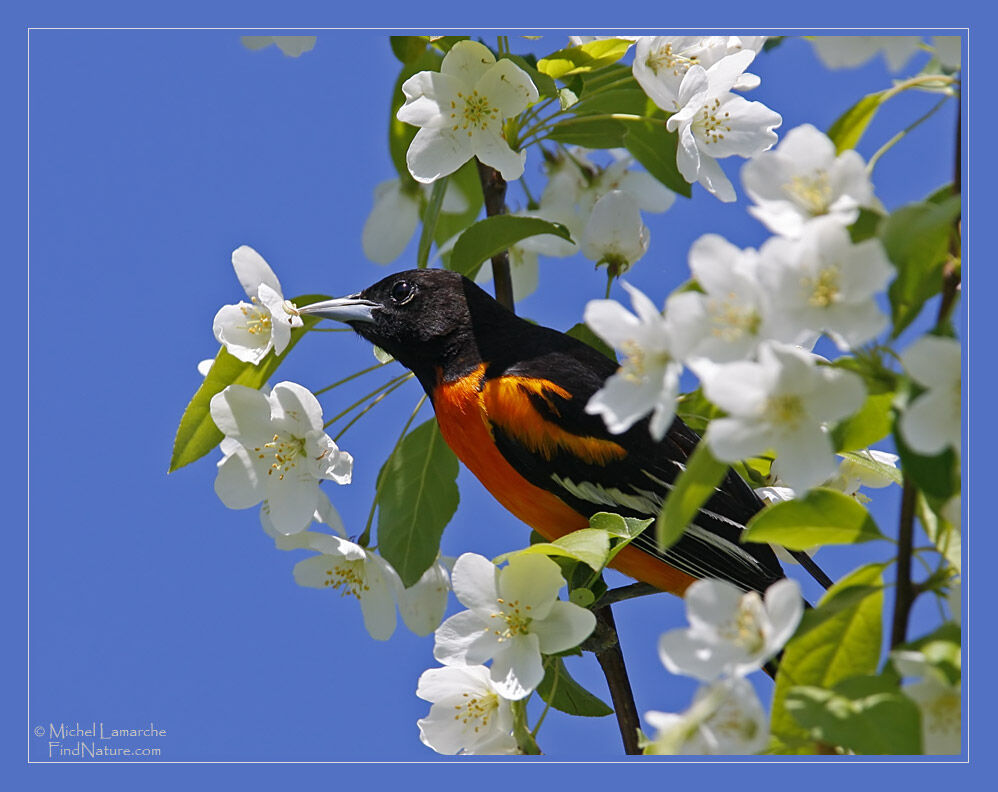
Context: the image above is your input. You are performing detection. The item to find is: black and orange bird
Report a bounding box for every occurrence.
[300,268,825,598]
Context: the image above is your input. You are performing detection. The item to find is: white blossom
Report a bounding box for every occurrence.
[286,530,402,641]
[658,578,803,681]
[826,449,900,502]
[899,335,962,455]
[892,650,961,755]
[416,665,518,755]
[580,190,650,273]
[666,234,770,364]
[741,123,878,238]
[585,281,684,440]
[700,342,866,492]
[212,246,303,365]
[433,553,596,700]
[644,677,768,755]
[810,36,923,72]
[362,178,468,264]
[397,40,538,183]
[240,36,317,58]
[398,556,453,637]
[210,381,353,535]
[665,50,782,202]
[756,217,894,351]
[633,37,765,113]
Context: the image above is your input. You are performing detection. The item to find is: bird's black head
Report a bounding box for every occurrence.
[299,269,516,390]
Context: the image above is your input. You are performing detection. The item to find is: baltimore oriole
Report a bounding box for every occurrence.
[301,268,818,597]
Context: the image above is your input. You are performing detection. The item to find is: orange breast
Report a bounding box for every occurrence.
[432,366,698,596]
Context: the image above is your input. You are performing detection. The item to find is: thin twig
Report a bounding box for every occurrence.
[474,159,515,312]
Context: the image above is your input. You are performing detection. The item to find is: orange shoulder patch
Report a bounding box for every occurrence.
[482,375,627,465]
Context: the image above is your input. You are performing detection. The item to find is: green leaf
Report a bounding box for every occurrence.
[831,392,895,452]
[621,118,692,197]
[536,657,613,717]
[848,207,885,243]
[656,443,727,552]
[675,387,723,436]
[892,422,959,501]
[538,39,634,79]
[882,196,961,337]
[565,322,616,362]
[588,512,652,566]
[570,86,650,117]
[785,678,922,755]
[448,215,574,279]
[507,528,610,572]
[169,295,328,472]
[547,116,627,148]
[769,562,886,752]
[416,176,448,269]
[432,158,484,250]
[794,583,884,640]
[917,491,961,574]
[376,418,460,587]
[827,90,889,153]
[742,488,886,550]
[589,512,651,541]
[390,36,428,64]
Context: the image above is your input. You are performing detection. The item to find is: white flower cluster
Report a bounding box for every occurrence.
[644,578,803,754]
[417,552,596,755]
[208,247,454,643]
[581,108,957,494]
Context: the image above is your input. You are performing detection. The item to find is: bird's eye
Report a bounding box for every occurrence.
[390,280,416,305]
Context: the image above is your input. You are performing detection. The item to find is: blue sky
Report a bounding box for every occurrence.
[16,15,986,786]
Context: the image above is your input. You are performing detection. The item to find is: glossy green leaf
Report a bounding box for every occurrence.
[622,118,692,197]
[827,90,888,153]
[785,677,922,755]
[432,158,484,250]
[376,418,460,587]
[917,491,961,574]
[743,488,885,550]
[507,528,610,572]
[547,116,627,148]
[831,392,895,452]
[390,36,428,64]
[882,196,961,337]
[448,215,574,279]
[536,657,613,717]
[169,294,328,472]
[538,39,634,79]
[675,387,723,436]
[769,562,886,752]
[893,423,959,501]
[570,86,650,117]
[656,442,727,551]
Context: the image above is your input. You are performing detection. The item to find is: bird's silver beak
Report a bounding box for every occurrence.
[297,295,379,324]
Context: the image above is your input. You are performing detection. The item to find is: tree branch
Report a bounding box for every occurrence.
[587,605,642,755]
[474,159,516,312]
[890,476,918,648]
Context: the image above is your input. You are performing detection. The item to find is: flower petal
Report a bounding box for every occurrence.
[232,245,282,299]
[533,601,596,654]
[406,126,473,184]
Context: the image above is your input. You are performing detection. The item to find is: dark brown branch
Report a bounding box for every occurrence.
[590,606,642,755]
[474,159,516,312]
[890,477,918,648]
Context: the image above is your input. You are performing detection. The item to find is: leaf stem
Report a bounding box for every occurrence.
[866,95,951,173]
[313,361,389,396]
[591,606,641,755]
[333,375,414,442]
[417,176,449,269]
[511,699,542,754]
[322,371,413,427]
